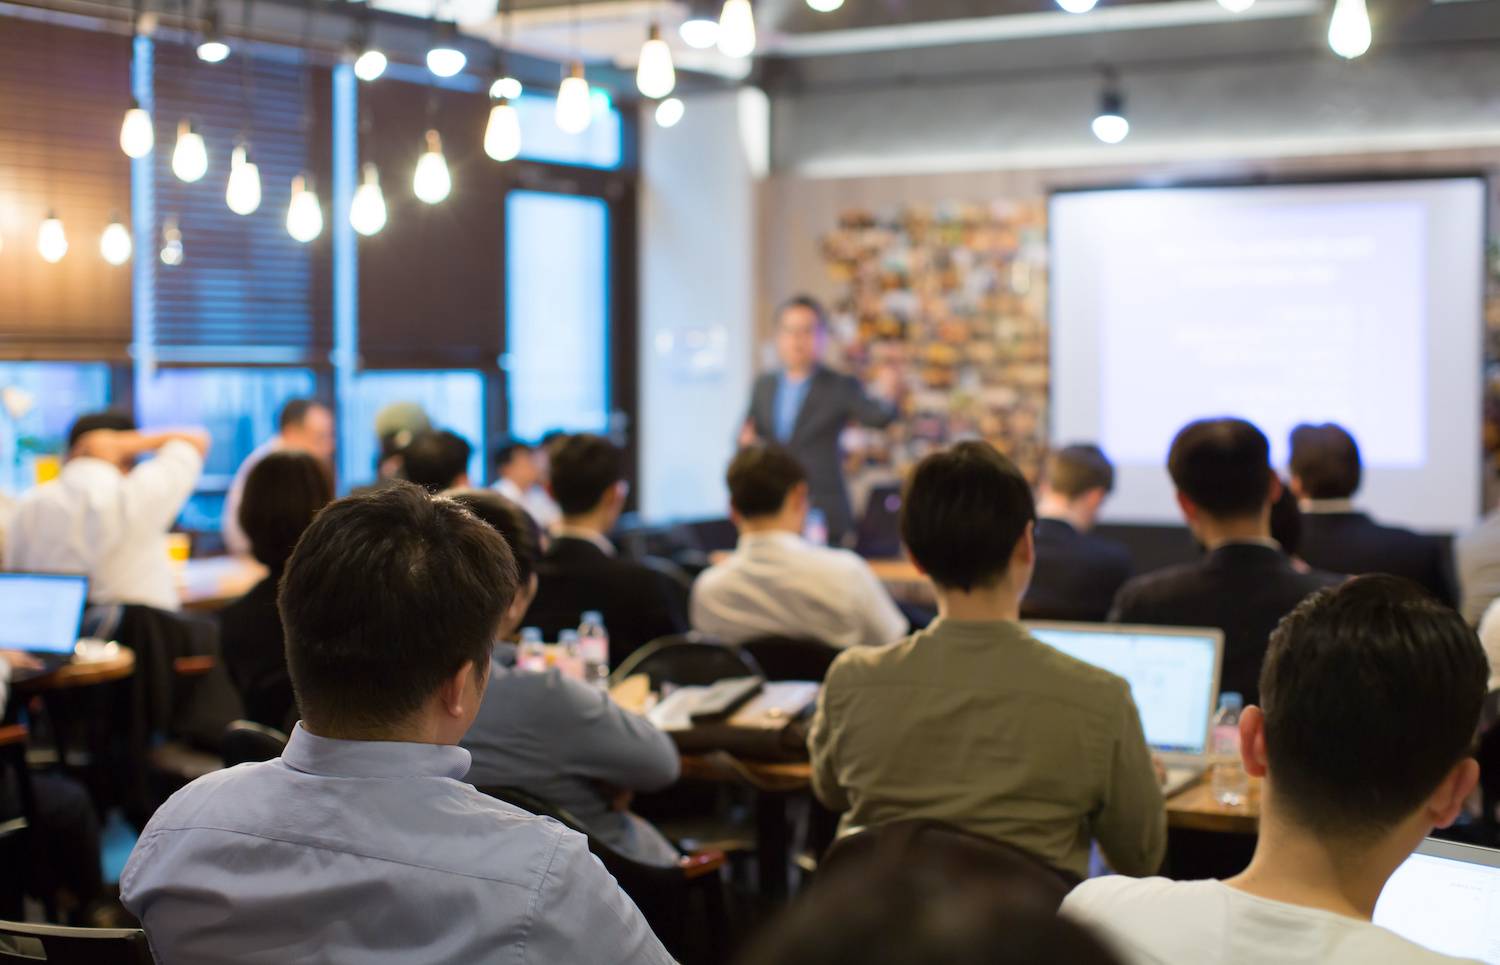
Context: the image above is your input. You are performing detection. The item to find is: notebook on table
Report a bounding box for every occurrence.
[0,572,90,677]
[1374,837,1500,963]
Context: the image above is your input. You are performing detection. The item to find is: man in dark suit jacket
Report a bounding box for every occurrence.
[742,296,900,546]
[1023,444,1133,622]
[1289,423,1456,607]
[521,434,687,668]
[1111,419,1339,706]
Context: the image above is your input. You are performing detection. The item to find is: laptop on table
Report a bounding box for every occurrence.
[1374,838,1500,963]
[1026,622,1225,797]
[0,572,90,678]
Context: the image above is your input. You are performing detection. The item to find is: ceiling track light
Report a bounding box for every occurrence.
[349,5,387,82]
[1057,0,1099,13]
[1091,68,1129,144]
[196,3,231,62]
[807,0,844,10]
[426,19,467,77]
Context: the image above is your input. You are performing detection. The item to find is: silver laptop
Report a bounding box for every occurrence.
[0,572,89,674]
[1027,622,1225,796]
[1374,838,1500,962]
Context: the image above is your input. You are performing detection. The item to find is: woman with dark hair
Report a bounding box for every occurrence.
[219,450,333,730]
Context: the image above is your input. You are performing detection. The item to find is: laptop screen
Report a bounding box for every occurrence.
[0,573,88,655]
[1027,624,1222,755]
[1374,839,1500,963]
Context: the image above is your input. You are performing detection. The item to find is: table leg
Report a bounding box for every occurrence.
[756,790,791,901]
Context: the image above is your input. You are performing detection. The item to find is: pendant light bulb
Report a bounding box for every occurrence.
[286,173,324,243]
[491,76,522,99]
[172,120,208,183]
[160,219,184,266]
[1056,0,1098,12]
[679,18,719,49]
[197,37,230,62]
[655,97,685,128]
[807,0,843,10]
[413,129,452,203]
[556,63,593,134]
[1328,0,1371,58]
[717,0,756,58]
[354,48,388,82]
[350,163,388,237]
[1091,77,1129,144]
[1217,0,1255,12]
[100,216,133,266]
[120,99,154,158]
[636,25,676,99]
[485,98,523,162]
[225,143,262,216]
[37,213,68,264]
[426,22,466,77]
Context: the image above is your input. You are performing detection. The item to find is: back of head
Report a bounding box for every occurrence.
[240,451,333,572]
[373,401,431,440]
[549,433,622,516]
[402,430,472,493]
[1260,575,1488,839]
[1043,444,1115,499]
[280,482,518,738]
[492,436,532,474]
[1289,423,1362,500]
[728,444,807,519]
[67,410,136,451]
[448,489,541,586]
[1167,418,1274,519]
[900,441,1036,592]
[278,398,320,433]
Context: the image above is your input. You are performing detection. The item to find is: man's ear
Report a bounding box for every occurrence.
[1425,758,1481,830]
[1175,491,1199,525]
[438,659,480,720]
[1239,706,1269,778]
[1267,472,1284,504]
[1015,521,1036,567]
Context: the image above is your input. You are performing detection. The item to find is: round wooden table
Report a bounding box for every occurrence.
[12,648,136,695]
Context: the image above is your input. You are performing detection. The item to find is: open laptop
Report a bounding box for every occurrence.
[1374,838,1500,963]
[1026,622,1224,796]
[0,572,89,676]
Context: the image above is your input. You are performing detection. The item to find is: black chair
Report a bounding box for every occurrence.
[0,727,35,921]
[0,921,151,965]
[476,785,730,965]
[738,636,841,682]
[819,820,1076,912]
[221,721,289,768]
[610,634,763,691]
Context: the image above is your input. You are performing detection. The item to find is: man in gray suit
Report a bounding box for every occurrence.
[741,296,900,546]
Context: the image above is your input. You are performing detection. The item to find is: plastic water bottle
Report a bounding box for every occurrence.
[518,627,547,674]
[558,630,584,681]
[1210,692,1249,807]
[578,611,611,689]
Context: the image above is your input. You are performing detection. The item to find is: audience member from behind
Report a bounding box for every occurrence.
[402,429,473,493]
[809,442,1165,883]
[1269,477,1310,572]
[222,398,334,555]
[372,401,431,481]
[121,483,672,963]
[492,436,561,531]
[1066,576,1489,965]
[1023,444,1133,622]
[454,490,682,866]
[523,434,687,668]
[218,451,333,730]
[1289,423,1454,605]
[4,412,210,611]
[692,444,906,648]
[1111,418,1337,706]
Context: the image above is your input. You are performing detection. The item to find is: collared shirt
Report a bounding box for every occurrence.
[1300,498,1357,514]
[773,372,812,442]
[556,527,618,558]
[1205,536,1284,552]
[690,530,907,649]
[809,618,1166,880]
[121,724,673,965]
[4,441,203,611]
[493,477,563,533]
[222,436,284,557]
[463,646,682,866]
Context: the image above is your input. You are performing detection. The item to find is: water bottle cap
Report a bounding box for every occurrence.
[581,610,603,624]
[1219,692,1244,711]
[520,627,542,643]
[559,629,580,643]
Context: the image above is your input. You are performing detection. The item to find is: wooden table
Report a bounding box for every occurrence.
[179,556,267,611]
[12,648,136,695]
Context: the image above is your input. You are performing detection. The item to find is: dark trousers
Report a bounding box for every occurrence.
[4,771,105,915]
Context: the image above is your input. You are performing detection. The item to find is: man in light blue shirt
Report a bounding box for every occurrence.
[121,483,672,964]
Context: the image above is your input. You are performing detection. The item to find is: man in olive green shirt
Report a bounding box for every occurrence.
[808,442,1166,881]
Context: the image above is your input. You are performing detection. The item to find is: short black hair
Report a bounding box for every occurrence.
[401,430,473,493]
[1260,575,1488,838]
[278,398,325,433]
[1044,444,1115,498]
[777,294,829,330]
[67,410,136,451]
[549,433,622,516]
[1289,423,1362,500]
[728,445,807,519]
[900,442,1036,592]
[1269,477,1302,557]
[240,451,334,572]
[448,489,542,586]
[1167,418,1274,519]
[280,483,518,737]
[492,436,534,472]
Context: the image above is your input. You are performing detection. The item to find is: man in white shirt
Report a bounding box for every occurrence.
[4,413,209,611]
[692,444,906,649]
[491,436,561,532]
[1064,575,1489,965]
[222,399,334,555]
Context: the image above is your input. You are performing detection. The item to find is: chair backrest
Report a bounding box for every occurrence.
[819,820,1075,913]
[220,720,289,768]
[611,634,763,690]
[0,921,152,965]
[738,636,841,682]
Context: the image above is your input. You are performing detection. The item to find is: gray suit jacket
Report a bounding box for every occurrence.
[747,365,896,541]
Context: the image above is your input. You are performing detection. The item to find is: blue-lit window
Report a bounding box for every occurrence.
[0,363,112,497]
[342,370,485,490]
[514,91,623,170]
[505,191,611,441]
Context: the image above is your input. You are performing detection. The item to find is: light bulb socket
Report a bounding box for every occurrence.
[178,118,196,136]
[361,162,380,184]
[425,129,443,153]
[567,60,585,81]
[648,23,662,41]
[1099,89,1124,117]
